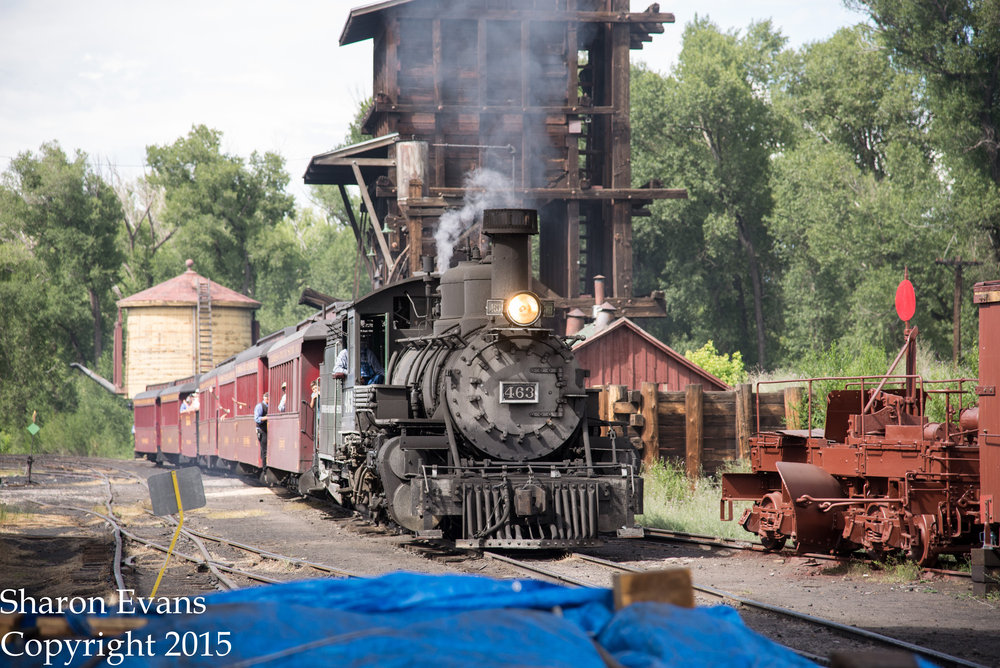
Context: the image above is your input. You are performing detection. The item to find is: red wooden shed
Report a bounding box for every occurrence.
[572,318,729,391]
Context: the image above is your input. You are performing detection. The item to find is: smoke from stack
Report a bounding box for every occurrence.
[435,168,517,272]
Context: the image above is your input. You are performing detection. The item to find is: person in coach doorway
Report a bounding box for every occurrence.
[254,392,269,467]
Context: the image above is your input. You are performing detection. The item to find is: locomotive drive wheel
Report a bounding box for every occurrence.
[352,466,380,522]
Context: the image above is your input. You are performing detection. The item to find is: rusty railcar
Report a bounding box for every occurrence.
[722,279,998,565]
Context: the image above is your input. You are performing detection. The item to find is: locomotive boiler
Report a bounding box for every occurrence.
[721,278,999,565]
[306,208,643,548]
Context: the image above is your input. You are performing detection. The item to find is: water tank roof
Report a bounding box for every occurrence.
[117,267,260,309]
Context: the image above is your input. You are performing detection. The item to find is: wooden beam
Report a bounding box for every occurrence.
[313,157,397,167]
[338,184,375,282]
[373,100,619,115]
[784,386,803,430]
[610,3,632,298]
[735,383,753,460]
[613,569,694,610]
[554,295,666,318]
[640,381,660,469]
[391,8,677,24]
[429,186,687,200]
[685,384,703,480]
[605,384,627,437]
[351,162,394,273]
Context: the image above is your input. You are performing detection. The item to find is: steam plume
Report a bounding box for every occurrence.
[435,168,516,272]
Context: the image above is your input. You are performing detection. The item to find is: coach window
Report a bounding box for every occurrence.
[271,361,295,411]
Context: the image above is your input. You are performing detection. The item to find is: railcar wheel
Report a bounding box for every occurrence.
[757,492,788,552]
[760,535,787,552]
[907,514,937,567]
[757,492,787,552]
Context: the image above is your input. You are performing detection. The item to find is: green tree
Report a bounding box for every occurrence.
[848,0,1000,261]
[0,142,124,364]
[632,19,789,368]
[0,242,77,450]
[145,125,295,299]
[684,341,748,386]
[108,167,173,295]
[769,27,993,362]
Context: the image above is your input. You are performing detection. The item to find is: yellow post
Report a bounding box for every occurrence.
[150,470,185,599]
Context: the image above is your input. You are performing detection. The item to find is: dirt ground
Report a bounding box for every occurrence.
[2,454,998,666]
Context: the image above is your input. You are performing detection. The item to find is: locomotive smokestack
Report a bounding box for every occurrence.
[482,208,537,299]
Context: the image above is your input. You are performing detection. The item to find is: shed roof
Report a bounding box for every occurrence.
[573,318,730,390]
[341,0,415,45]
[117,268,260,309]
[304,133,399,186]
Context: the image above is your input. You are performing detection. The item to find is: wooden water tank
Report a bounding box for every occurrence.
[117,260,260,398]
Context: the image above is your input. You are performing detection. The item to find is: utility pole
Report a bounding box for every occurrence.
[935,257,981,366]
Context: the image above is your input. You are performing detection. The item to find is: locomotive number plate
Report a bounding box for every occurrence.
[500,382,539,404]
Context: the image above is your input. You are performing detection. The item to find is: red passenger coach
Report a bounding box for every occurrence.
[216,361,238,462]
[178,379,200,459]
[234,342,272,468]
[158,385,183,461]
[133,388,161,460]
[197,368,221,462]
[264,321,327,473]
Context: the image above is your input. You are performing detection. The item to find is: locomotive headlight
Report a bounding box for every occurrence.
[504,291,541,327]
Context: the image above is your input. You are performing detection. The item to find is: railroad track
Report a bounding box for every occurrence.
[9,459,362,593]
[483,550,988,668]
[640,526,973,579]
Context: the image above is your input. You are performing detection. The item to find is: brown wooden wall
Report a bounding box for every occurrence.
[599,383,796,476]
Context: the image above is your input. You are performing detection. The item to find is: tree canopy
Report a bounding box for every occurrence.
[2,14,997,455]
[632,17,995,372]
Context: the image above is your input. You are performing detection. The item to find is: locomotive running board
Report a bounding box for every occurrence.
[775,461,844,552]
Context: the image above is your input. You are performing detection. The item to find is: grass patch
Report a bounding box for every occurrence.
[873,554,921,582]
[936,553,972,573]
[638,459,757,541]
[0,503,25,526]
[823,554,922,583]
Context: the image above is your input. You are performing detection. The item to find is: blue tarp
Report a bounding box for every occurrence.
[6,573,833,667]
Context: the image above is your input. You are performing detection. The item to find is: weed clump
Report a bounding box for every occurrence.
[637,459,755,541]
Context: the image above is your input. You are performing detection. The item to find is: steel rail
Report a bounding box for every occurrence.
[41,458,361,585]
[158,516,239,590]
[85,466,128,593]
[572,553,988,668]
[641,526,762,551]
[640,527,972,579]
[30,500,282,587]
[169,524,361,578]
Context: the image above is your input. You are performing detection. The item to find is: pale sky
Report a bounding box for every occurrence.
[0,1,865,208]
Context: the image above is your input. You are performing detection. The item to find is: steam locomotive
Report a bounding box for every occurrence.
[134,209,643,548]
[721,278,998,565]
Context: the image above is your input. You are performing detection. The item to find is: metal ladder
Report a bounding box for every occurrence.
[196,279,213,373]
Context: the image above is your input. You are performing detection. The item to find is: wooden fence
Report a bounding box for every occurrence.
[598,383,804,476]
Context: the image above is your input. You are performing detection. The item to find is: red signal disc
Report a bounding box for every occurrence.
[895,279,916,321]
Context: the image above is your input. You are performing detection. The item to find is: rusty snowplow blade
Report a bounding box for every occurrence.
[722,462,847,553]
[775,462,845,553]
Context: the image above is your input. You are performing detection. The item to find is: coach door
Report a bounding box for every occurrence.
[320,336,344,459]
